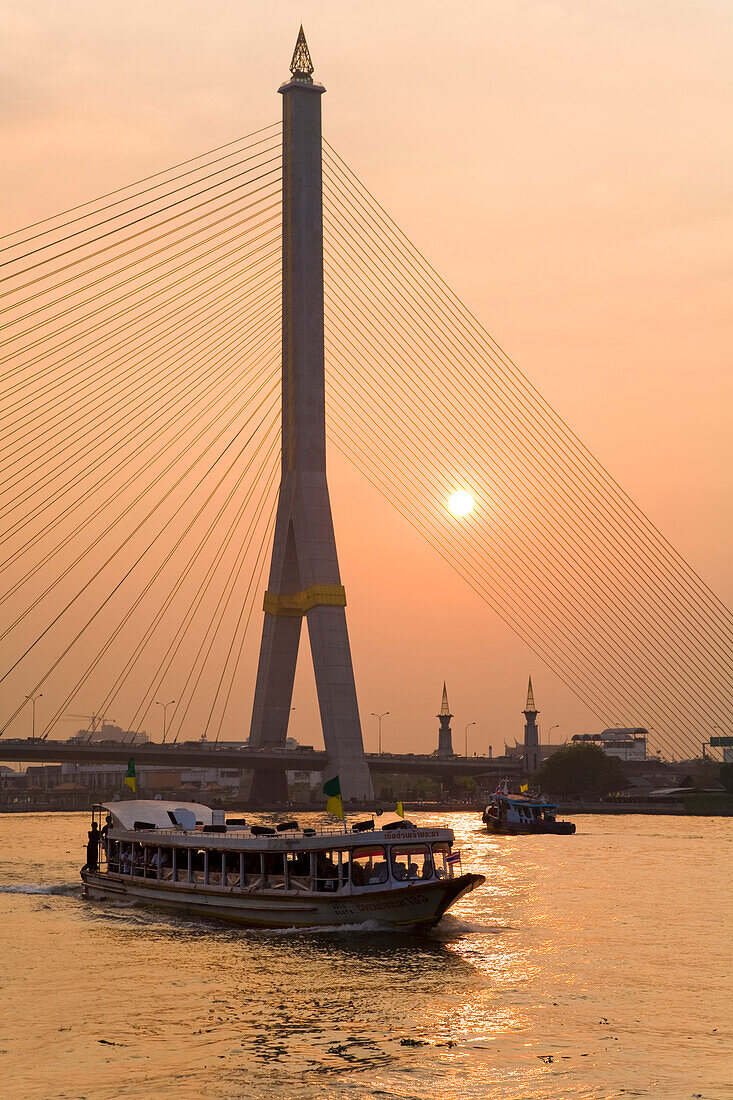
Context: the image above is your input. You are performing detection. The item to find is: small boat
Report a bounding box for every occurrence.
[81,800,485,929]
[482,792,576,835]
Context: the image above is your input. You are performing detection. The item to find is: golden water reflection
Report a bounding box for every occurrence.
[0,811,731,1098]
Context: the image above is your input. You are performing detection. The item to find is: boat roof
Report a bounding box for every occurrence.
[99,800,453,851]
[490,793,558,808]
[102,800,214,829]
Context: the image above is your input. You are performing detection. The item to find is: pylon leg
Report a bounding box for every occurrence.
[247,612,301,803]
[306,605,374,800]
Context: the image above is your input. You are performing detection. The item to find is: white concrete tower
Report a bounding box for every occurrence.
[436,683,454,758]
[523,676,541,774]
[248,30,374,803]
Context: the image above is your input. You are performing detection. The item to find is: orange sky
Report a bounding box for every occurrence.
[0,1,730,755]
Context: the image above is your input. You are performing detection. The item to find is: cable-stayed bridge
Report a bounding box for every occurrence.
[0,31,730,786]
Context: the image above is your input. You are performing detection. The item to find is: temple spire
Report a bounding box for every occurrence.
[440,682,451,716]
[525,676,536,714]
[522,676,540,773]
[290,25,314,83]
[436,683,454,757]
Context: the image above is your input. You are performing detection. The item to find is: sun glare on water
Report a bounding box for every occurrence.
[447,490,475,517]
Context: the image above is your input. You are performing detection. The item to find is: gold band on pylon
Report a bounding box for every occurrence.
[263,584,347,617]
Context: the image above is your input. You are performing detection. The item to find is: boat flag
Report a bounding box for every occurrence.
[446,850,461,864]
[123,758,136,793]
[519,783,528,793]
[323,775,344,820]
[396,800,405,818]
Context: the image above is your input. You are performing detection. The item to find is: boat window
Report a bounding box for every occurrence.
[390,844,433,882]
[285,850,311,891]
[314,850,339,891]
[173,847,190,883]
[192,849,206,884]
[241,851,262,887]
[132,842,145,875]
[263,852,286,889]
[224,852,240,886]
[116,842,133,874]
[143,846,173,878]
[350,846,388,886]
[432,842,458,878]
[106,837,120,871]
[208,850,224,885]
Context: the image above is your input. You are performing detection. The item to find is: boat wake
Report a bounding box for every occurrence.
[267,918,404,936]
[435,913,507,935]
[0,882,80,896]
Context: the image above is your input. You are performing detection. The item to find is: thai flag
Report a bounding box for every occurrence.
[446,851,461,864]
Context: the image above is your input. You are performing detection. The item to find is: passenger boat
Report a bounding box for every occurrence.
[81,800,485,929]
[482,792,576,835]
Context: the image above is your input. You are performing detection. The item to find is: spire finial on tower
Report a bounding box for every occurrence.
[525,676,536,712]
[440,682,451,716]
[290,25,314,83]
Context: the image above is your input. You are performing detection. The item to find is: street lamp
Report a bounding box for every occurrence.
[155,699,175,743]
[25,693,43,740]
[371,712,389,754]
[464,721,476,757]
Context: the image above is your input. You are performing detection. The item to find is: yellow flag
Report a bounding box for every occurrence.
[519,783,528,793]
[323,776,344,820]
[326,793,344,820]
[396,800,405,818]
[123,758,136,793]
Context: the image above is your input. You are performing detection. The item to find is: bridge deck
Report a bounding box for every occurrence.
[0,740,521,777]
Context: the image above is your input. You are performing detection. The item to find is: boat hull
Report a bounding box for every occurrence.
[483,816,576,835]
[80,870,484,929]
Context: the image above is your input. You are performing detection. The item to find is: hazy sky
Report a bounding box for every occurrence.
[1,1,730,755]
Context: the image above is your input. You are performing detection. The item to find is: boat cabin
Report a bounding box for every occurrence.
[484,793,559,828]
[91,800,463,896]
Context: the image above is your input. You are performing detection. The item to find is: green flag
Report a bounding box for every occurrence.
[123,758,136,793]
[322,775,343,820]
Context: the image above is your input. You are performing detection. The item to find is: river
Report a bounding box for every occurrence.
[0,811,730,1099]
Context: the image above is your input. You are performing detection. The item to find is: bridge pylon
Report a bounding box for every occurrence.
[247,30,373,804]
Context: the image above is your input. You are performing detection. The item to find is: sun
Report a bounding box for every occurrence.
[447,490,475,517]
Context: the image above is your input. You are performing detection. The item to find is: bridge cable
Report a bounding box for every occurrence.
[40,412,281,740]
[0,315,281,611]
[324,142,732,633]
[320,244,728,752]
[0,122,280,248]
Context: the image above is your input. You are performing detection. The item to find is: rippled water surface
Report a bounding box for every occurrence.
[0,811,730,1099]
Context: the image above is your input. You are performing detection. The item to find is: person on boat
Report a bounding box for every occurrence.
[315,853,337,890]
[370,860,388,884]
[149,849,169,875]
[391,857,406,881]
[85,821,100,871]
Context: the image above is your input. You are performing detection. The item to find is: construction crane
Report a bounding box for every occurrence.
[57,713,116,743]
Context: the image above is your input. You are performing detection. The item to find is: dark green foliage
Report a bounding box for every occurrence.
[718,761,733,794]
[535,743,627,799]
[452,776,478,793]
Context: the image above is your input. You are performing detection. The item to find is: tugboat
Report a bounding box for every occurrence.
[482,790,576,835]
[81,800,485,929]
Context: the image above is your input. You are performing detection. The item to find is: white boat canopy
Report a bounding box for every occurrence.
[101,800,214,830]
